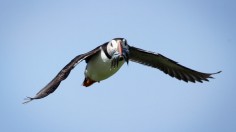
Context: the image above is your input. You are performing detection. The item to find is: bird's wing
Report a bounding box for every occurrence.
[129,46,221,83]
[23,46,101,104]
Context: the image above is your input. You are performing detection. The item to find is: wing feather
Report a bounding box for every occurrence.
[129,46,221,83]
[23,46,101,104]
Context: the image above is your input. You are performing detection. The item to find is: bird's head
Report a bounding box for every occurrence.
[107,38,129,68]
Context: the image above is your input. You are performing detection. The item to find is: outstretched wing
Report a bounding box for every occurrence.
[23,46,101,104]
[129,46,221,83]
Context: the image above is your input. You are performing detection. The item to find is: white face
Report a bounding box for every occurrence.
[107,38,129,56]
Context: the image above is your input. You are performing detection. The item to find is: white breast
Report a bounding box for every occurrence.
[84,48,125,82]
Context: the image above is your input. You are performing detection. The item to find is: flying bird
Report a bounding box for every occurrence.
[23,38,221,104]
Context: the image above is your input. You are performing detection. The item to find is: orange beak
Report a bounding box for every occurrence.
[118,40,123,55]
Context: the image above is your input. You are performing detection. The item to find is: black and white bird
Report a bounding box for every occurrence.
[23,38,221,104]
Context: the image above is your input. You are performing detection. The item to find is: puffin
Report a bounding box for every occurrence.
[23,38,221,104]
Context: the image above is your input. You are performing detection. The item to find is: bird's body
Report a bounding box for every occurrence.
[84,47,125,86]
[23,38,221,104]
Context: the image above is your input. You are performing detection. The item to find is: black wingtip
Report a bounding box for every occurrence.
[22,97,35,104]
[214,71,222,74]
[208,71,222,79]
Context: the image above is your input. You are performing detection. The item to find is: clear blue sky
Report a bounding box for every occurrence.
[1,0,235,132]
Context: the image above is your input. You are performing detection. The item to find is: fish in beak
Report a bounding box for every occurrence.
[110,40,129,68]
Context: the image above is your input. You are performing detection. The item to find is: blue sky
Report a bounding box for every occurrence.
[0,0,235,132]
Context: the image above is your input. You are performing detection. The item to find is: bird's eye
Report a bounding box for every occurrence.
[111,43,113,47]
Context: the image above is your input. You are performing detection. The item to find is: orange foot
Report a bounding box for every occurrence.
[83,77,96,87]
